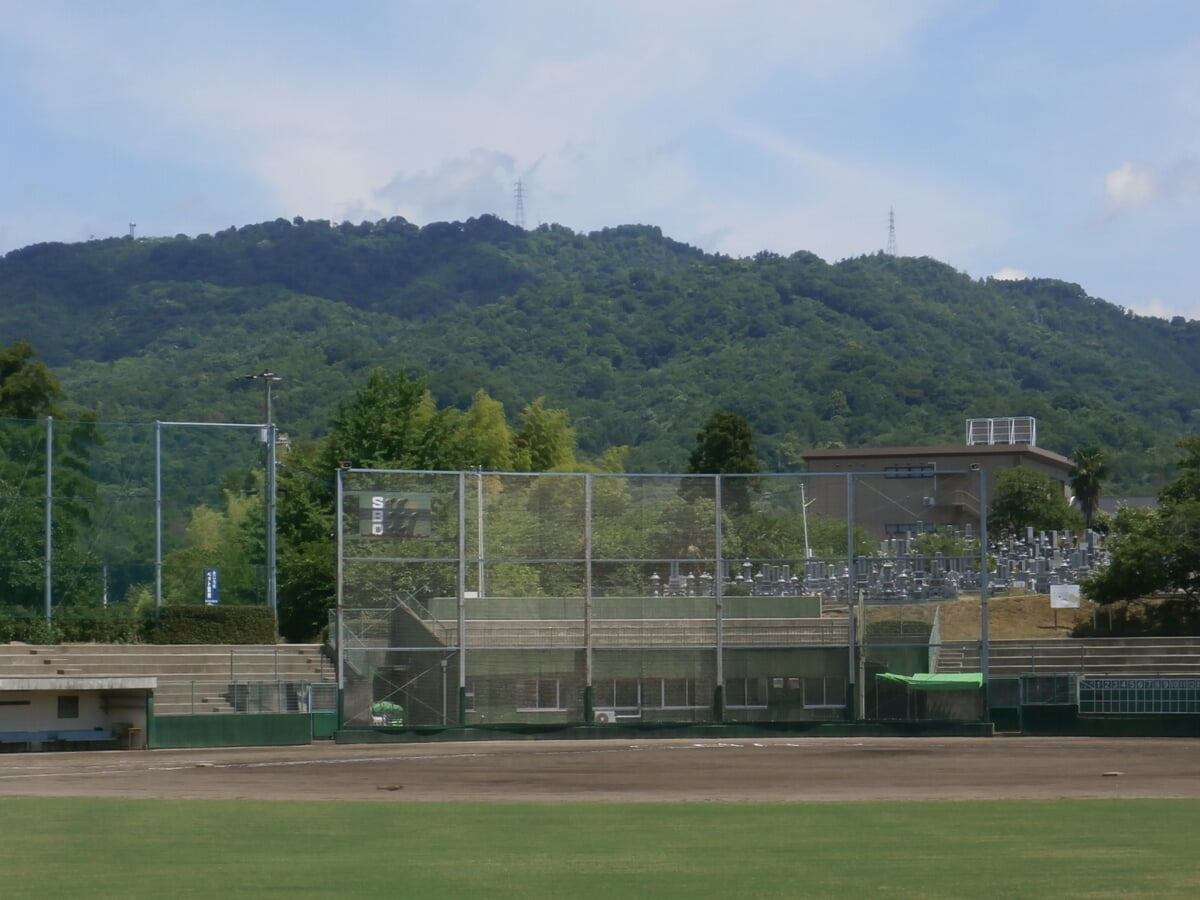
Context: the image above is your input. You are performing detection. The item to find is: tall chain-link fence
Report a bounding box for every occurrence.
[336,468,993,728]
[0,415,269,619]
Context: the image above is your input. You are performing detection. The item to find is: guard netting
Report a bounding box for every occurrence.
[336,469,987,728]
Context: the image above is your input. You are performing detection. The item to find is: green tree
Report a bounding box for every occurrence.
[275,442,336,641]
[725,510,874,571]
[160,487,262,606]
[686,410,761,514]
[319,368,444,471]
[989,467,1081,535]
[274,376,578,639]
[0,340,64,418]
[911,529,980,559]
[513,397,577,472]
[1158,436,1200,506]
[1069,446,1108,530]
[1083,437,1200,618]
[453,390,517,470]
[0,343,102,616]
[687,410,761,476]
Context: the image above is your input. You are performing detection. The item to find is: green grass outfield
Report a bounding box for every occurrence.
[2,798,1196,899]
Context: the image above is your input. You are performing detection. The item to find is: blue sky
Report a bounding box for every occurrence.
[3,1,1199,320]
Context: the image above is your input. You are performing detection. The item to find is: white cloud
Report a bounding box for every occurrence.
[1105,158,1200,214]
[373,150,518,225]
[1134,296,1179,319]
[990,268,1028,281]
[4,2,1200,320]
[1105,162,1160,212]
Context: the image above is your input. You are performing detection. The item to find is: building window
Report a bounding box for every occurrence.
[640,678,702,709]
[884,464,935,479]
[593,679,641,710]
[57,695,80,719]
[516,679,563,711]
[885,522,939,535]
[803,677,846,708]
[726,677,768,708]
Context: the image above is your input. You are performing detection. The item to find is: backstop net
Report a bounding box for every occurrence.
[335,468,988,729]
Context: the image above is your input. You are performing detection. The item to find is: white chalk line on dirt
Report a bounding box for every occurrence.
[147,741,789,772]
[0,740,811,781]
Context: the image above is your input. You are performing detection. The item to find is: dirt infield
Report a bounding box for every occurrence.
[1,737,1197,803]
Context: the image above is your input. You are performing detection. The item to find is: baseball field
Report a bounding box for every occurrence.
[2,736,1197,898]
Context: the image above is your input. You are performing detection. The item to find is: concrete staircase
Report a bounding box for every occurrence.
[0,644,334,715]
[932,646,978,673]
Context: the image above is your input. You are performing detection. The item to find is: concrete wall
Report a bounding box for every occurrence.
[0,690,108,730]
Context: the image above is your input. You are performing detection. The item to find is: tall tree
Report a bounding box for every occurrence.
[1069,446,1108,530]
[687,410,761,476]
[452,390,517,470]
[0,340,63,418]
[990,467,1081,535]
[274,375,577,639]
[513,397,577,472]
[686,410,761,514]
[0,342,101,615]
[1158,436,1200,506]
[1084,437,1200,619]
[319,368,442,471]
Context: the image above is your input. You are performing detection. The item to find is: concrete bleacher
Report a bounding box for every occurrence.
[436,617,850,649]
[933,637,1200,677]
[0,644,334,715]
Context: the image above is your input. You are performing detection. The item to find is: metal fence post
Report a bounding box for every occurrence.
[335,468,345,729]
[714,475,724,722]
[584,473,594,724]
[43,416,53,621]
[847,473,860,720]
[979,468,990,717]
[457,472,468,726]
[154,421,163,609]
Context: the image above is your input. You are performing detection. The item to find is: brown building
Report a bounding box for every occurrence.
[801,440,1074,539]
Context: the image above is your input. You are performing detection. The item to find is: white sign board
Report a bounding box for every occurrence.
[1050,584,1081,609]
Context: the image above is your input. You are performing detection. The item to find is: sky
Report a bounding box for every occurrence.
[2,0,1199,320]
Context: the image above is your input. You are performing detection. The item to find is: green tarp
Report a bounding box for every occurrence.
[371,701,405,725]
[876,672,984,691]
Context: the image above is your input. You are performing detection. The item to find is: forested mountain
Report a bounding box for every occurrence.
[4,215,1199,492]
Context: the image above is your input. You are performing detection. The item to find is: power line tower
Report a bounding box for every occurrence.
[886,207,897,257]
[514,179,527,229]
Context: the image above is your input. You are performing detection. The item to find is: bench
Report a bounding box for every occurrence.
[0,729,117,750]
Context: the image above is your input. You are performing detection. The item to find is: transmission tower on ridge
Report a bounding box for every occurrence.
[514,179,527,229]
[886,207,897,257]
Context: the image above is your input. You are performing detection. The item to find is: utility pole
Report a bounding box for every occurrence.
[245,371,281,621]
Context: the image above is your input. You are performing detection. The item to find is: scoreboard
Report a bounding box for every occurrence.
[355,492,432,538]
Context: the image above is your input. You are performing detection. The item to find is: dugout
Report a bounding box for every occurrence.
[874,672,985,721]
[0,676,153,751]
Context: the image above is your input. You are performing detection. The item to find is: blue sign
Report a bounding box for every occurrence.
[204,569,219,606]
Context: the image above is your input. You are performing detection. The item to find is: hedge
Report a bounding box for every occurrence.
[0,605,277,645]
[141,606,278,644]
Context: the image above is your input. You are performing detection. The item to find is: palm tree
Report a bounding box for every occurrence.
[1069,446,1108,530]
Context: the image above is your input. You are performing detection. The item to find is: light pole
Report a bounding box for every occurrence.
[245,371,281,622]
[245,371,280,429]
